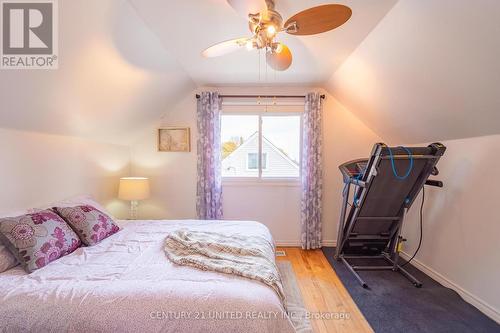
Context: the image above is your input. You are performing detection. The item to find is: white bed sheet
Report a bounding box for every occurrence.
[0,220,295,333]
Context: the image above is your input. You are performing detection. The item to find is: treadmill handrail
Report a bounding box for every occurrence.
[347,179,367,187]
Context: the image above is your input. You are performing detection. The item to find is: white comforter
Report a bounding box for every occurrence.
[0,220,295,333]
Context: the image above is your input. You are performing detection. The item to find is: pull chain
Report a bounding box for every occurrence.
[258,49,261,106]
[258,49,261,83]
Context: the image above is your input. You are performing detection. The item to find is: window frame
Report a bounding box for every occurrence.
[221,110,302,185]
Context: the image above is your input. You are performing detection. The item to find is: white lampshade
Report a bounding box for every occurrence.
[118,177,150,201]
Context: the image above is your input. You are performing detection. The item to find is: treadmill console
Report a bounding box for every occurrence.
[339,159,368,180]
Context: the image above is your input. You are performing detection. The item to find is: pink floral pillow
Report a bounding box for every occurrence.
[0,210,81,273]
[54,205,120,246]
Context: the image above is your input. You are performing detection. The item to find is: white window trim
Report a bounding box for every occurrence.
[222,177,301,187]
[221,110,303,185]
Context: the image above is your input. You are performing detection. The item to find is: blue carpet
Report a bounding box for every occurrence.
[322,247,499,333]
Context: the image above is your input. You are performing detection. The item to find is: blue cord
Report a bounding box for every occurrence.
[388,146,414,180]
[352,170,364,206]
[345,146,413,207]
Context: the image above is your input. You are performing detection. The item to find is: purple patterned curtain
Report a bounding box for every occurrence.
[196,92,223,220]
[301,92,323,249]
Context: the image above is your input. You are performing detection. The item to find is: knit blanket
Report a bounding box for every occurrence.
[164,229,285,305]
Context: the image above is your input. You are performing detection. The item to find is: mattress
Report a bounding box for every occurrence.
[0,219,295,333]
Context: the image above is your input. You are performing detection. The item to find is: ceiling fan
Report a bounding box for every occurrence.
[202,0,352,71]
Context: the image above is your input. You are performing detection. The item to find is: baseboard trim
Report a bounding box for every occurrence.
[275,241,301,247]
[321,240,337,247]
[400,251,500,324]
[275,240,336,247]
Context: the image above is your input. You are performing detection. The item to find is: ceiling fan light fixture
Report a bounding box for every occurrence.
[266,43,292,71]
[216,1,353,71]
[266,25,276,37]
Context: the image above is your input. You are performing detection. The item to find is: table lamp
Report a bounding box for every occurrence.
[118,177,150,219]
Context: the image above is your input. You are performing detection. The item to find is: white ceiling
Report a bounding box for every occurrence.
[0,0,195,144]
[325,0,500,143]
[4,0,498,145]
[128,0,397,86]
[0,0,397,144]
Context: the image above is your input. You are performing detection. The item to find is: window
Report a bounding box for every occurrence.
[221,114,301,179]
[247,153,267,170]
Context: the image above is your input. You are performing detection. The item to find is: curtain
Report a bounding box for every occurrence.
[300,92,323,249]
[196,92,223,220]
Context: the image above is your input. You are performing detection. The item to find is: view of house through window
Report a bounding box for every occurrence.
[221,114,301,178]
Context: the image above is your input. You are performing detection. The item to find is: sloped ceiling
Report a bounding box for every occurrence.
[0,0,398,143]
[4,0,497,145]
[0,0,195,145]
[326,0,500,143]
[128,0,397,86]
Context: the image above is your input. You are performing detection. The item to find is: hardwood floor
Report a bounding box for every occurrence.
[276,247,373,333]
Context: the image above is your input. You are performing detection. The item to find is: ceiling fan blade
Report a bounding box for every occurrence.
[227,0,267,18]
[266,44,292,71]
[202,37,251,58]
[285,4,352,36]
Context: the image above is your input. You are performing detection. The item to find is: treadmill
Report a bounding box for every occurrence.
[335,143,446,288]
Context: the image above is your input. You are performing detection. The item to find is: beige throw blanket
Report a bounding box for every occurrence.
[164,229,285,305]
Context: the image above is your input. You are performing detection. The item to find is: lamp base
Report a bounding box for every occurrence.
[129,200,139,220]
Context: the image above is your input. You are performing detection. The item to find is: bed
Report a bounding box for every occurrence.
[0,219,295,333]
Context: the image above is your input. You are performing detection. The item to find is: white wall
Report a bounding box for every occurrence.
[130,92,198,220]
[130,87,382,245]
[401,135,500,322]
[326,0,500,143]
[0,128,130,219]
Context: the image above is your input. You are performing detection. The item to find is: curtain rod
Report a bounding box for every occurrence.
[195,94,325,99]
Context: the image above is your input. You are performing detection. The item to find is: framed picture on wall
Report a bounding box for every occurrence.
[158,127,191,152]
